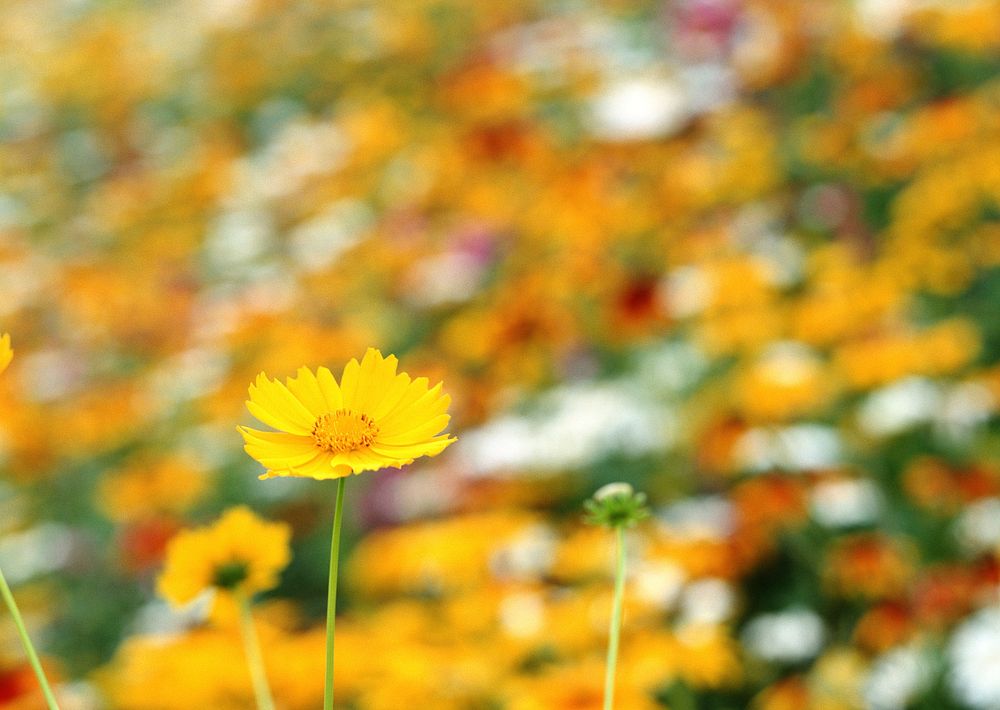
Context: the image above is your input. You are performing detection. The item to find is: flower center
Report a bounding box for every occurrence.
[311,409,379,453]
[213,561,249,589]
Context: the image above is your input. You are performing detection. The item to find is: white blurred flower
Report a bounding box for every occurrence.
[955,498,1000,553]
[949,608,1000,709]
[657,496,734,540]
[742,608,825,663]
[678,62,735,114]
[588,75,689,141]
[203,208,274,273]
[402,251,485,307]
[490,524,557,580]
[288,199,373,273]
[679,578,735,625]
[855,0,910,39]
[256,118,350,200]
[53,680,102,710]
[458,381,673,474]
[18,348,85,402]
[146,347,229,412]
[635,340,709,394]
[131,594,214,635]
[937,382,996,441]
[858,377,941,437]
[633,561,686,610]
[0,523,74,583]
[865,644,931,710]
[389,469,461,521]
[811,478,882,528]
[735,424,842,472]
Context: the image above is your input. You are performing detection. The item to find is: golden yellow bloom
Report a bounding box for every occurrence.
[157,506,291,608]
[239,347,456,480]
[0,333,12,374]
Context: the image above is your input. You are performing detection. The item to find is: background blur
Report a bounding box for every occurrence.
[1,0,1000,708]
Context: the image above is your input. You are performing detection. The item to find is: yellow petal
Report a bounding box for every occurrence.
[247,375,314,435]
[257,376,317,428]
[370,437,455,460]
[238,426,312,451]
[378,382,446,433]
[377,414,451,445]
[370,370,413,420]
[333,448,393,474]
[260,461,353,480]
[0,334,11,375]
[376,377,432,430]
[248,448,323,470]
[339,356,363,411]
[355,351,401,416]
[315,366,344,411]
[285,367,327,417]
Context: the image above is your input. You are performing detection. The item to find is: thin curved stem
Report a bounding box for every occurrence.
[603,526,626,710]
[324,477,347,710]
[0,566,60,710]
[237,594,276,710]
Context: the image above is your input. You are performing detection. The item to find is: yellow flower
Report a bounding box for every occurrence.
[157,506,291,608]
[238,347,456,481]
[0,333,12,374]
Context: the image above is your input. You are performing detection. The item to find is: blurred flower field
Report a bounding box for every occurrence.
[1,0,1000,707]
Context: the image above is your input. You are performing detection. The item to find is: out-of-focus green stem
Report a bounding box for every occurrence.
[0,566,60,710]
[603,526,626,710]
[237,593,275,710]
[324,477,346,710]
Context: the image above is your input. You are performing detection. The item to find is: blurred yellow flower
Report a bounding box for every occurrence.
[506,656,662,710]
[239,347,455,480]
[157,507,291,608]
[97,455,208,524]
[0,333,11,374]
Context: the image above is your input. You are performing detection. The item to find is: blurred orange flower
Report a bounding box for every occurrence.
[853,602,913,654]
[824,534,914,600]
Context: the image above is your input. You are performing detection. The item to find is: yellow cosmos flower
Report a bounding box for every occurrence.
[238,348,456,481]
[157,506,291,608]
[0,333,12,374]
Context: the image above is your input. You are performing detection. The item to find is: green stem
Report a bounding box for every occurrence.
[0,566,60,710]
[324,477,346,710]
[603,526,626,710]
[237,594,276,710]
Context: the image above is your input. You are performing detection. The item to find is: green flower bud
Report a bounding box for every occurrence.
[584,482,650,529]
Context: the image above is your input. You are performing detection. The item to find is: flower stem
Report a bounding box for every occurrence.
[0,566,60,710]
[237,594,276,710]
[603,526,626,710]
[324,477,346,710]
